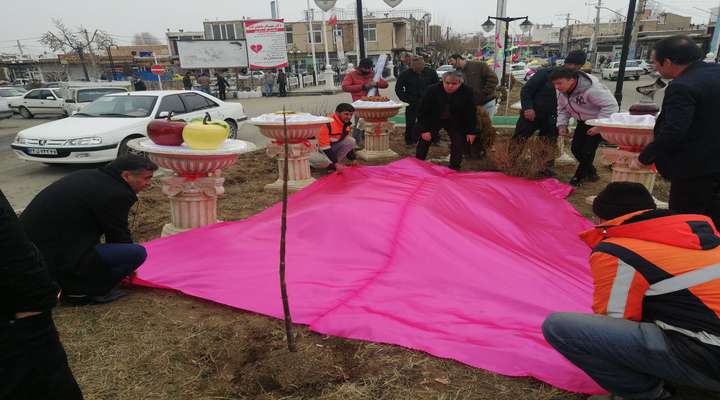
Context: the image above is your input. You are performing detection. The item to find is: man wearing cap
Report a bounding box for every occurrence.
[543,182,720,399]
[509,50,587,176]
[341,58,389,102]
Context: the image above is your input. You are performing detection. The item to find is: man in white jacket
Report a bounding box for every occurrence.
[551,68,619,186]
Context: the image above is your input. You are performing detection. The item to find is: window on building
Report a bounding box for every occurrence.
[364,23,377,42]
[225,24,236,40]
[285,24,293,44]
[212,24,222,40]
[307,22,323,44]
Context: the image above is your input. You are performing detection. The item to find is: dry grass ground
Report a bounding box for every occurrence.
[53,87,709,400]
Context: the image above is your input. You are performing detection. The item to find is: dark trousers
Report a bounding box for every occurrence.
[570,121,601,179]
[404,104,419,144]
[218,88,226,100]
[68,243,147,296]
[512,113,558,140]
[279,83,287,97]
[416,126,466,170]
[1,312,83,400]
[670,176,720,229]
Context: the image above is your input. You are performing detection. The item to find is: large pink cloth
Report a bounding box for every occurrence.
[134,158,601,394]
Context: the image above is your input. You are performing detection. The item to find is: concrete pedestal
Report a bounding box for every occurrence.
[265,142,315,192]
[160,176,225,237]
[356,119,398,160]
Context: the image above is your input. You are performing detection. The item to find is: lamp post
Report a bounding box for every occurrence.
[613,0,638,107]
[482,16,533,88]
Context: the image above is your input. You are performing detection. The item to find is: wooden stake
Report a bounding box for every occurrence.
[279,106,297,352]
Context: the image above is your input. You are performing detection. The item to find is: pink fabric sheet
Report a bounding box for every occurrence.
[133,158,601,394]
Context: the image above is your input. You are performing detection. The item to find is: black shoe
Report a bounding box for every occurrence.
[587,171,600,182]
[91,289,129,304]
[569,176,583,187]
[62,289,129,306]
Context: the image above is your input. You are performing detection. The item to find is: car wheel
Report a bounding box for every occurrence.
[18,106,33,119]
[225,119,238,139]
[117,136,145,158]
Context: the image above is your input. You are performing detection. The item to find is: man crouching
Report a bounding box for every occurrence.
[315,103,358,172]
[21,154,157,305]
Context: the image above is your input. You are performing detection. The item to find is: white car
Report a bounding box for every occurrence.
[0,87,27,105]
[11,90,248,164]
[601,61,643,81]
[0,98,12,120]
[436,64,455,79]
[9,88,65,118]
[62,87,129,115]
[510,63,531,81]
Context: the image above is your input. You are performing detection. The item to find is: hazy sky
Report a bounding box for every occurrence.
[1,0,715,54]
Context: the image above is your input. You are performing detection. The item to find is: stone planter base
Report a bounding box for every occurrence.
[611,166,657,192]
[160,176,225,237]
[265,142,315,192]
[556,136,576,165]
[357,119,398,161]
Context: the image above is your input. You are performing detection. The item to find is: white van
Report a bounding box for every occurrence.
[59,82,132,115]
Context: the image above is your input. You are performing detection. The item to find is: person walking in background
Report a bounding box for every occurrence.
[634,35,720,229]
[215,72,229,100]
[448,54,498,117]
[1,190,84,399]
[552,68,618,186]
[395,55,440,145]
[262,70,276,97]
[277,70,287,97]
[132,76,146,91]
[182,72,193,90]
[197,73,211,94]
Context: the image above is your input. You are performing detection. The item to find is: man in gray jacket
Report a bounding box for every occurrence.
[551,68,618,186]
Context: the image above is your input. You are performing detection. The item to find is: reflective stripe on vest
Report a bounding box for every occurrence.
[646,263,720,297]
[607,259,636,318]
[655,320,720,347]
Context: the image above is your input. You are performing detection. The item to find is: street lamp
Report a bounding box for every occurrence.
[481,16,533,87]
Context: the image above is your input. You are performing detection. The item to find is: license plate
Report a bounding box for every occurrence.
[27,148,58,155]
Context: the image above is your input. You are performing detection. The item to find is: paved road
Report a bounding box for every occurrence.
[0,75,660,210]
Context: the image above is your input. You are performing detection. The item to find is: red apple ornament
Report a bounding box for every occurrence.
[147,112,187,146]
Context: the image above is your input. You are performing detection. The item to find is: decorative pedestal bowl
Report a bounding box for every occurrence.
[249,113,332,192]
[352,100,406,160]
[128,138,256,237]
[586,117,667,208]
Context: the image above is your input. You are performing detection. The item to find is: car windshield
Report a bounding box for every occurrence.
[77,88,127,103]
[77,95,157,118]
[0,88,26,97]
[626,61,639,67]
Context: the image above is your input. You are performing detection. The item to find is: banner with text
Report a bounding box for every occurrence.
[244,19,289,69]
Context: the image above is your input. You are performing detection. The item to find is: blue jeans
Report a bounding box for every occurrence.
[263,83,274,96]
[542,313,720,399]
[482,99,497,118]
[93,243,147,287]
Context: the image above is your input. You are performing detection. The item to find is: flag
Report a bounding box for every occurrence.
[328,15,337,26]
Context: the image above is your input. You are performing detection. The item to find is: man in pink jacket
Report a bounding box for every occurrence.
[341,58,389,101]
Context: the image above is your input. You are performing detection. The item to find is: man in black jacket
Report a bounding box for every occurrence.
[215,72,229,100]
[510,50,587,175]
[395,56,440,145]
[635,35,720,228]
[415,70,478,171]
[1,190,84,399]
[21,155,157,305]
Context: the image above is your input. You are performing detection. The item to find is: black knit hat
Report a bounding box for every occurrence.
[565,50,587,66]
[359,58,374,69]
[593,182,656,221]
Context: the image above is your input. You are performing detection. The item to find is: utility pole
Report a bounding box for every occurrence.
[562,13,571,56]
[356,0,366,61]
[614,0,638,106]
[628,0,646,59]
[306,1,319,80]
[590,0,602,66]
[16,40,25,57]
[82,29,99,80]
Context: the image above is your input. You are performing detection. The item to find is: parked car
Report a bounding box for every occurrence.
[11,90,248,164]
[510,63,531,81]
[0,87,27,103]
[8,88,65,118]
[581,62,593,73]
[0,98,13,120]
[436,64,455,79]
[601,61,643,81]
[62,86,129,116]
[633,59,655,74]
[239,71,265,80]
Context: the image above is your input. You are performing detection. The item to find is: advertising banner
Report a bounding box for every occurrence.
[244,19,289,69]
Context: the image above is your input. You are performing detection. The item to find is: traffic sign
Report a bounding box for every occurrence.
[151,65,166,75]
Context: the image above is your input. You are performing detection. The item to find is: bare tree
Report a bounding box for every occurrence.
[133,32,162,45]
[40,19,110,81]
